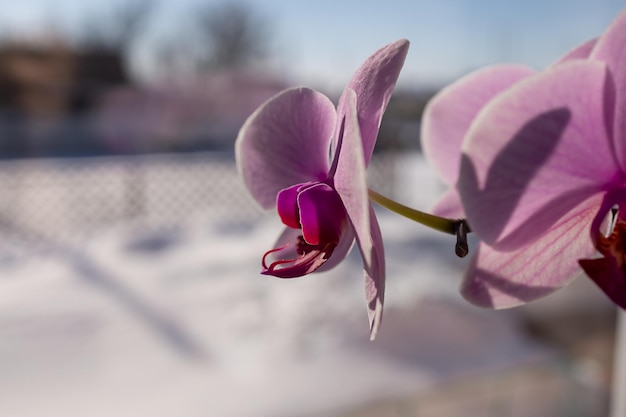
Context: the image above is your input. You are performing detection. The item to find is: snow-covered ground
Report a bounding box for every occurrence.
[0,153,609,417]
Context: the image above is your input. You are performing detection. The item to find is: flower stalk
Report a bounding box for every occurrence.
[368,188,470,257]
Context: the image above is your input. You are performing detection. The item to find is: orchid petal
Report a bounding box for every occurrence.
[590,9,626,170]
[236,87,337,209]
[365,204,385,340]
[552,38,597,65]
[297,183,346,245]
[459,60,617,250]
[422,65,535,184]
[334,89,370,268]
[333,89,386,338]
[461,195,601,308]
[335,39,409,166]
[431,188,465,219]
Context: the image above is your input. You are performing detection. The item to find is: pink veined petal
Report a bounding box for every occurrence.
[334,89,370,269]
[335,39,409,167]
[590,9,626,171]
[365,203,385,340]
[459,60,618,251]
[297,183,346,245]
[461,194,602,308]
[421,64,535,185]
[431,187,465,219]
[552,38,598,66]
[333,89,386,339]
[235,87,337,209]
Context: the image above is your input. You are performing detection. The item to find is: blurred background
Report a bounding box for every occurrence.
[0,0,623,416]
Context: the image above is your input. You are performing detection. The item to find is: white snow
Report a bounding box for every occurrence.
[0,153,561,417]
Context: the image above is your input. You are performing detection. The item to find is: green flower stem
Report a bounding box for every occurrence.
[368,189,470,257]
[368,189,458,234]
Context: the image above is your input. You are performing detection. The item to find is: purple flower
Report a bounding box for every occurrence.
[421,20,622,308]
[236,40,409,338]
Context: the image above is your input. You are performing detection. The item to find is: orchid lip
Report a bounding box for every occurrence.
[261,236,338,278]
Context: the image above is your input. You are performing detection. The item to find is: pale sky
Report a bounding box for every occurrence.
[0,0,623,91]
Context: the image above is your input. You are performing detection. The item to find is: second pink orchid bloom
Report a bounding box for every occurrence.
[423,10,626,310]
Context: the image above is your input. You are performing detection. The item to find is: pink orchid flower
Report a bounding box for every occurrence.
[421,12,626,309]
[236,40,409,338]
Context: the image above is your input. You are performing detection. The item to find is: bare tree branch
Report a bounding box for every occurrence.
[194,2,271,71]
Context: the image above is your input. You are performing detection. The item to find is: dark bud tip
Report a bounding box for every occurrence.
[455,242,469,258]
[455,220,470,258]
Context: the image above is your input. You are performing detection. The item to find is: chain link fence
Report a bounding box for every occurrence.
[0,151,400,258]
[0,153,615,417]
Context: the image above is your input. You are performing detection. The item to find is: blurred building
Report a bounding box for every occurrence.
[0,30,291,159]
[0,36,74,118]
[95,70,288,154]
[0,28,431,159]
[0,32,129,158]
